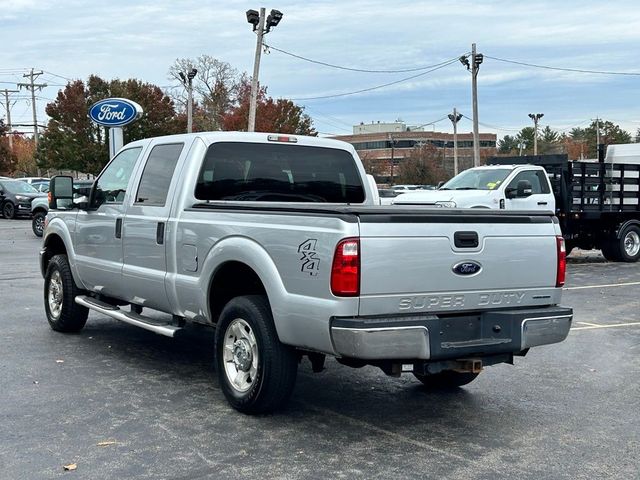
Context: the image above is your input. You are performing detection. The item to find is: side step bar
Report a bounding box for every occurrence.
[75,295,182,338]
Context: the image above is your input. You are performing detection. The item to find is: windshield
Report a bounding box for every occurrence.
[441,168,512,191]
[2,180,38,194]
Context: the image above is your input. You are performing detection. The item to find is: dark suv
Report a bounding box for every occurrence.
[0,180,47,219]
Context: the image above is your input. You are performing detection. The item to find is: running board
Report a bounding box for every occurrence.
[75,295,182,338]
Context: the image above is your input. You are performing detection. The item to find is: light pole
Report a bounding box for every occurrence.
[528,113,544,155]
[179,68,198,133]
[460,44,483,166]
[448,107,463,175]
[246,8,283,132]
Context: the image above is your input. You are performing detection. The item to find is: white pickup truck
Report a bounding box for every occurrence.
[42,132,572,414]
[393,165,556,211]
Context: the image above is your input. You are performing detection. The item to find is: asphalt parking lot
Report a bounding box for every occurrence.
[1,219,639,480]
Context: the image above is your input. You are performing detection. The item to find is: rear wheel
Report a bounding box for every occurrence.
[3,201,15,219]
[215,295,297,414]
[413,371,480,389]
[32,211,46,237]
[44,254,89,332]
[616,225,640,262]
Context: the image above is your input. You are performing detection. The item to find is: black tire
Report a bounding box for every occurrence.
[564,240,575,256]
[600,239,620,262]
[614,225,640,263]
[44,254,89,333]
[32,211,46,237]
[3,201,15,219]
[413,370,480,389]
[215,295,297,414]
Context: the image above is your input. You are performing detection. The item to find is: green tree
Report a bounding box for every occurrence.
[538,125,561,154]
[38,76,183,174]
[497,135,519,154]
[515,127,535,153]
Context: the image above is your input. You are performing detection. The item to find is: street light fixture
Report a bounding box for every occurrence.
[246,7,284,132]
[179,68,198,133]
[528,113,544,155]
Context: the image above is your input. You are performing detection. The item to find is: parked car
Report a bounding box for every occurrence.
[31,180,93,237]
[0,179,47,219]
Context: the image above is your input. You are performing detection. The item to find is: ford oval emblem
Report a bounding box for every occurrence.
[89,98,143,127]
[452,260,482,276]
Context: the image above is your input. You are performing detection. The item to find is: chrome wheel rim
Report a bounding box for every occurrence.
[48,270,64,319]
[623,231,640,257]
[34,215,44,235]
[223,318,258,393]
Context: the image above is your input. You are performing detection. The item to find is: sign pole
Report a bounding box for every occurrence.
[109,127,124,159]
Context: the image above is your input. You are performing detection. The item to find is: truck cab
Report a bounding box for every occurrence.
[392,165,555,211]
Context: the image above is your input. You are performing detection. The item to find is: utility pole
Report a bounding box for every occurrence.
[528,113,544,155]
[1,88,19,150]
[448,107,463,175]
[388,133,395,185]
[460,44,483,166]
[17,69,47,149]
[245,8,283,132]
[595,117,600,146]
[179,68,198,133]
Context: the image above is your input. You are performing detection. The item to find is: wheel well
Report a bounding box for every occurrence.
[43,234,67,270]
[208,261,267,324]
[33,207,47,215]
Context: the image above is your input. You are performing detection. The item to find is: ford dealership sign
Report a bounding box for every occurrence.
[89,98,143,127]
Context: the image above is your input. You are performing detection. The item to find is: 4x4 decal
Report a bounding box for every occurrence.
[298,239,320,276]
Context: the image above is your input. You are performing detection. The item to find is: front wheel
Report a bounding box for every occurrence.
[3,201,15,219]
[44,254,89,332]
[413,371,479,389]
[215,295,297,414]
[32,211,46,237]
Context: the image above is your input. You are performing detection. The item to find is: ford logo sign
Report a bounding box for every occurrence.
[452,261,482,276]
[89,98,143,127]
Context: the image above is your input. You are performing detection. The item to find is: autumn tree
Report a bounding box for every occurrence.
[221,77,315,135]
[568,120,632,158]
[38,76,183,174]
[395,144,446,185]
[10,134,37,175]
[0,120,14,174]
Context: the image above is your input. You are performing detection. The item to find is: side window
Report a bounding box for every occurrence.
[536,170,551,194]
[92,147,142,207]
[508,170,542,194]
[135,143,184,206]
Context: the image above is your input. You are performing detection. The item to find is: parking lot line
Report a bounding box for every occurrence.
[571,322,640,331]
[576,322,600,326]
[564,281,640,291]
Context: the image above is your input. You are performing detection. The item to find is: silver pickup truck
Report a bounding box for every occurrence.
[41,132,572,414]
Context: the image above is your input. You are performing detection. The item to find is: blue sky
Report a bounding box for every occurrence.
[1,0,639,139]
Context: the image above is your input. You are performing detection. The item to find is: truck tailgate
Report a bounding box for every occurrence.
[356,210,561,316]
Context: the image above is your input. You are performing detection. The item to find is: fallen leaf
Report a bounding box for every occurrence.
[63,463,77,471]
[97,440,117,447]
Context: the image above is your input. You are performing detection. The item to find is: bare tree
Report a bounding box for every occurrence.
[396,144,447,185]
[168,55,240,131]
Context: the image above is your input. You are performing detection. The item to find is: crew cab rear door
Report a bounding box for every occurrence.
[121,141,187,312]
[356,210,560,316]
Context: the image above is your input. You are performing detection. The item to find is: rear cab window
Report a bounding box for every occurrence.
[195,142,365,203]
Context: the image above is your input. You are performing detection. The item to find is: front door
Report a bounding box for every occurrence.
[505,169,553,210]
[74,147,144,298]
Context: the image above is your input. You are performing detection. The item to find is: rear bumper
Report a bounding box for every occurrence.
[330,306,572,360]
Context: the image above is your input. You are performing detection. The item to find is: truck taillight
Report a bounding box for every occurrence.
[331,238,360,297]
[556,236,566,287]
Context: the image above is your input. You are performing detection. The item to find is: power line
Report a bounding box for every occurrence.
[460,113,521,132]
[291,57,460,101]
[265,43,466,74]
[43,70,73,81]
[485,55,640,76]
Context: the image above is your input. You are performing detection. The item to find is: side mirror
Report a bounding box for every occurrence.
[517,180,533,197]
[49,175,74,209]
